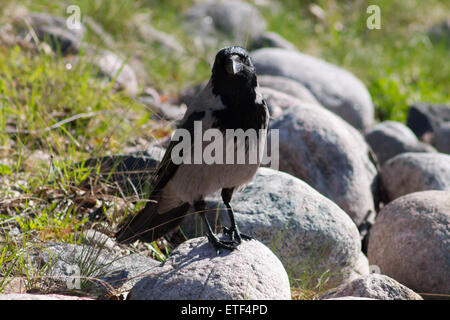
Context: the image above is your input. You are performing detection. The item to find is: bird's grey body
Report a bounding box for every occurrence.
[116,46,269,251]
[158,80,267,214]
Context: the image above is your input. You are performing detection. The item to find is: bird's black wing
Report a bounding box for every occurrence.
[115,110,207,243]
[150,110,206,195]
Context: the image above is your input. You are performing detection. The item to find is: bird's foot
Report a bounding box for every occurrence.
[207,233,238,255]
[223,226,253,244]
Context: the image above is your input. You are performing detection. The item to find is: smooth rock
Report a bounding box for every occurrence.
[180,168,367,288]
[259,87,306,118]
[380,152,450,201]
[406,103,450,143]
[321,274,423,300]
[258,75,321,106]
[79,154,160,197]
[251,48,374,131]
[127,236,291,300]
[368,191,450,294]
[250,31,298,51]
[184,0,266,47]
[434,122,450,154]
[82,229,117,251]
[365,121,436,165]
[268,103,378,225]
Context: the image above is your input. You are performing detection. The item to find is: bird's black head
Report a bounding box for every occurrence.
[211,46,258,107]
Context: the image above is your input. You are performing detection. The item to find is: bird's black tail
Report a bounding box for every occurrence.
[115,200,190,244]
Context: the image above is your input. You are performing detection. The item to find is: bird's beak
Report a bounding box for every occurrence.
[225,56,244,75]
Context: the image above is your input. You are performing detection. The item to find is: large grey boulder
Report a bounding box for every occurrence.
[258,75,321,106]
[365,121,436,165]
[368,191,450,294]
[78,148,165,197]
[127,236,291,300]
[250,31,298,51]
[406,103,450,142]
[251,48,374,131]
[82,229,118,251]
[184,0,266,47]
[78,155,158,197]
[380,152,450,201]
[181,168,367,288]
[268,103,378,226]
[321,274,423,300]
[434,122,450,154]
[259,87,309,118]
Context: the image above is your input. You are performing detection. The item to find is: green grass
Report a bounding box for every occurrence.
[0,43,168,294]
[262,0,449,121]
[0,0,449,297]
[3,0,211,93]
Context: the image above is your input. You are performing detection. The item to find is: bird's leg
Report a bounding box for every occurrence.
[194,200,237,254]
[221,188,252,243]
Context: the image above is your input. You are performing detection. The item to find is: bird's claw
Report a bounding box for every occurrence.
[207,233,238,255]
[222,226,253,243]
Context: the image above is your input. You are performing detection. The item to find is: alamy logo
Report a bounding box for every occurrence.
[366,5,381,30]
[65,265,81,290]
[169,121,279,170]
[66,5,82,31]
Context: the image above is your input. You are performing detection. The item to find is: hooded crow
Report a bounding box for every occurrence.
[115,46,269,252]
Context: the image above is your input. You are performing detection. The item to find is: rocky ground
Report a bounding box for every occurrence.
[0,0,449,300]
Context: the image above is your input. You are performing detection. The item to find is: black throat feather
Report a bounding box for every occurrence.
[211,65,266,133]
